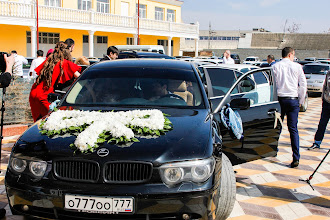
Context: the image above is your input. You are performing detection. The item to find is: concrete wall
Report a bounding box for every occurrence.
[251,33,330,50]
[211,49,330,62]
[0,78,34,124]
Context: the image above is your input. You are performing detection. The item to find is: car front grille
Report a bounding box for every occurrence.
[53,160,153,184]
[54,160,100,183]
[104,162,153,183]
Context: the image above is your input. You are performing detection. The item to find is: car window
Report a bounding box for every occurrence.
[65,67,205,108]
[118,54,129,59]
[231,70,274,105]
[128,54,137,58]
[206,68,238,96]
[240,68,249,73]
[246,58,255,61]
[253,71,269,84]
[303,65,329,74]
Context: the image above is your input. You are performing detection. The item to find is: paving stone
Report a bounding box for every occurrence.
[275,204,299,220]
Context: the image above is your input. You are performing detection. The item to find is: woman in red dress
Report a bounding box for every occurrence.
[29,41,81,122]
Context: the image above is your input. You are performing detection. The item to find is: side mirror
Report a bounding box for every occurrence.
[230,98,250,110]
[48,93,64,103]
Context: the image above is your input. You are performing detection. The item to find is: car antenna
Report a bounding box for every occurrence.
[299,148,330,190]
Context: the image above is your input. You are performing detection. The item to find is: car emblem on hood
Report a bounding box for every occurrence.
[97,148,109,157]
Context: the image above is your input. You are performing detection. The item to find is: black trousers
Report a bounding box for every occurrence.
[279,98,300,161]
[315,100,330,143]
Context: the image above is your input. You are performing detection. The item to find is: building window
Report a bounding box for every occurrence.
[197,36,240,41]
[157,39,173,47]
[97,0,109,13]
[167,9,175,22]
[44,0,61,7]
[155,7,164,21]
[127,37,134,45]
[83,35,89,43]
[26,31,31,43]
[78,0,91,11]
[97,36,108,44]
[28,31,59,44]
[136,4,146,18]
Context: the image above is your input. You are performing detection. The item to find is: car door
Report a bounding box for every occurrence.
[203,67,281,165]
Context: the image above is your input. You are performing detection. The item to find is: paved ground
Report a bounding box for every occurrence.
[228,96,330,220]
[0,96,329,220]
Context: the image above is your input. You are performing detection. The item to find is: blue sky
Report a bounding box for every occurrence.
[181,0,330,33]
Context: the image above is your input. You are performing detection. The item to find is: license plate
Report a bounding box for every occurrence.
[65,194,134,214]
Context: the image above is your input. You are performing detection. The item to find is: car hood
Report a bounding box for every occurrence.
[14,108,212,165]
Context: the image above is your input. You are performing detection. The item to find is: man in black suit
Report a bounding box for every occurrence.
[100,46,119,61]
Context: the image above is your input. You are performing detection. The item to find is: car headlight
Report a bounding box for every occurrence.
[10,157,27,173]
[29,161,47,177]
[10,156,48,178]
[163,167,183,185]
[159,157,215,187]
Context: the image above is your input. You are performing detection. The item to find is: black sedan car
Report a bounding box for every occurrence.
[6,59,280,220]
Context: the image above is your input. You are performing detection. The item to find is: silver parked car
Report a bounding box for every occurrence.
[303,63,330,94]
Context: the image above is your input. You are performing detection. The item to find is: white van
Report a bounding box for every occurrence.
[115,45,165,54]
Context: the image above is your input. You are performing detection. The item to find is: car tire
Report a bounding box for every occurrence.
[215,154,236,220]
[199,154,236,220]
[300,93,308,112]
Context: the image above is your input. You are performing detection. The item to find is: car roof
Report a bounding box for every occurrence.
[120,51,164,55]
[88,59,194,70]
[202,64,259,72]
[217,64,258,68]
[304,63,330,66]
[119,51,172,58]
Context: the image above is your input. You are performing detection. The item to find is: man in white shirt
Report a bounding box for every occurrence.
[222,50,235,64]
[11,50,28,78]
[29,50,45,79]
[273,47,307,168]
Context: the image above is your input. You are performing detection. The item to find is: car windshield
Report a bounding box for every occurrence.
[303,65,329,74]
[245,58,255,61]
[65,67,205,108]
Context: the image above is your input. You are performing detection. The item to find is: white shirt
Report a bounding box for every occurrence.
[12,54,28,77]
[29,57,45,79]
[223,56,235,64]
[272,58,307,105]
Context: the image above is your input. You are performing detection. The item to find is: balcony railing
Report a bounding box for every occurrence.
[0,0,198,37]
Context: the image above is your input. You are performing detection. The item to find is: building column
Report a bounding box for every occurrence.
[195,38,199,57]
[134,34,138,45]
[167,36,172,56]
[88,30,95,57]
[30,26,37,57]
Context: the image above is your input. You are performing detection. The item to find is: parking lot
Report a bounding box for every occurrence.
[0,96,328,220]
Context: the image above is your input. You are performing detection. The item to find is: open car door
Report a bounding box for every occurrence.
[203,67,281,165]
